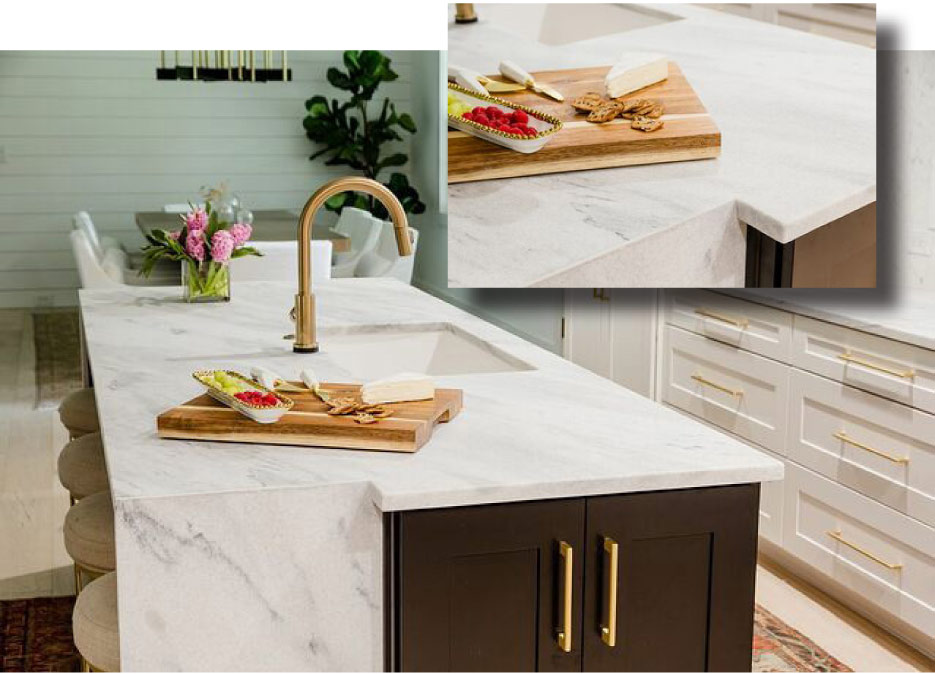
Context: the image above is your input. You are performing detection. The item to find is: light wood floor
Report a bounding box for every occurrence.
[0,308,932,671]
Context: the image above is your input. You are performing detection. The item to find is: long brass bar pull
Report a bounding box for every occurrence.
[557,541,573,653]
[827,530,903,570]
[833,431,909,464]
[691,373,743,398]
[694,307,748,328]
[838,352,915,379]
[600,537,619,647]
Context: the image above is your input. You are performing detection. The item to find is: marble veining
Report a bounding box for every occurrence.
[81,279,781,670]
[448,4,876,287]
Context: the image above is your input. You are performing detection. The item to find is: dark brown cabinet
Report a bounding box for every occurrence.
[388,484,760,672]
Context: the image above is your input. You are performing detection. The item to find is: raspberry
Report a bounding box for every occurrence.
[472,106,485,116]
[497,124,512,132]
[486,106,500,118]
[511,110,529,125]
[462,112,474,121]
[525,128,538,137]
[474,114,489,126]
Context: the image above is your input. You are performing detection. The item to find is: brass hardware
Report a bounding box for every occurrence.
[691,373,743,398]
[282,50,288,81]
[557,541,573,652]
[600,537,618,648]
[838,352,915,379]
[833,431,909,464]
[192,50,198,78]
[159,50,165,68]
[694,307,748,329]
[264,50,271,70]
[293,178,411,353]
[455,3,478,23]
[827,530,902,570]
[592,288,610,302]
[250,50,256,82]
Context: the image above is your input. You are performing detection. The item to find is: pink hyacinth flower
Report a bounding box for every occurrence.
[185,230,205,262]
[229,222,253,247]
[185,207,208,232]
[210,230,234,264]
[169,230,181,240]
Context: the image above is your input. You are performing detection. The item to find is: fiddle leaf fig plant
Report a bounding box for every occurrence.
[303,50,426,219]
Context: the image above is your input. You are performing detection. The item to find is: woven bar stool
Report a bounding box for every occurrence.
[59,388,100,439]
[58,432,108,505]
[64,491,115,593]
[73,571,120,672]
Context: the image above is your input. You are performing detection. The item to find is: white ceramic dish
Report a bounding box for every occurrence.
[447,83,562,154]
[192,370,294,424]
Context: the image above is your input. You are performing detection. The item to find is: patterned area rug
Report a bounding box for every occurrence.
[754,604,852,672]
[0,597,850,672]
[32,310,82,410]
[1,596,80,672]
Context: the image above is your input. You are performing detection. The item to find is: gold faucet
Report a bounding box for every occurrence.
[293,177,412,353]
[454,3,477,23]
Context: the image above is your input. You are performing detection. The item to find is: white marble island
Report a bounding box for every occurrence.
[448,4,876,287]
[80,279,781,670]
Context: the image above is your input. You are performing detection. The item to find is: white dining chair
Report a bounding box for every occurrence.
[233,240,333,284]
[70,230,124,289]
[73,212,123,261]
[330,207,382,278]
[163,203,204,214]
[354,224,420,284]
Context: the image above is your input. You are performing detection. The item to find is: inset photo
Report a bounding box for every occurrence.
[447,3,876,288]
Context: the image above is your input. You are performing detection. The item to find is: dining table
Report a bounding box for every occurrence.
[134,209,351,253]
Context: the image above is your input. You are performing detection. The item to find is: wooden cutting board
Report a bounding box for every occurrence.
[157,383,463,453]
[448,62,720,183]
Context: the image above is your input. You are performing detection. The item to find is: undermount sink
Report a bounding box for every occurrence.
[319,323,534,380]
[465,3,680,46]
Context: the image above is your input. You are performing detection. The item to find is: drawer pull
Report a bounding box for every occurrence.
[694,307,748,329]
[827,530,903,570]
[600,537,619,648]
[691,374,743,398]
[838,352,915,379]
[557,541,573,653]
[833,431,909,464]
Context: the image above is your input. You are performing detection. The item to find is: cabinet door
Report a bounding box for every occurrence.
[582,484,760,672]
[393,498,585,672]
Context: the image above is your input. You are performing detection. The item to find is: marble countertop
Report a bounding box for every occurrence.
[448,3,876,287]
[733,287,935,351]
[79,279,781,511]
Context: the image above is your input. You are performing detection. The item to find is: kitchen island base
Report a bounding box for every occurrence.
[389,483,760,672]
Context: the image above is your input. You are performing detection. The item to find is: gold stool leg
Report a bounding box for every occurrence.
[73,562,83,594]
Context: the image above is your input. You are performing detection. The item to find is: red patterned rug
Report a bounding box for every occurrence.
[0,597,850,672]
[754,604,852,672]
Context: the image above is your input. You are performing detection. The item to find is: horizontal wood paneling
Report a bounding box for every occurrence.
[0,50,423,307]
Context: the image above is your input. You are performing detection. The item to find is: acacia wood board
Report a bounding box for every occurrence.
[157,382,462,453]
[448,62,720,183]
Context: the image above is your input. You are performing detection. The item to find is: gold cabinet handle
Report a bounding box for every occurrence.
[600,537,619,648]
[838,352,915,379]
[694,307,748,328]
[691,373,743,398]
[833,431,909,464]
[557,541,573,653]
[593,288,610,302]
[827,530,902,570]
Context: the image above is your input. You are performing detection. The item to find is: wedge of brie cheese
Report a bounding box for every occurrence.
[361,372,435,405]
[605,53,668,99]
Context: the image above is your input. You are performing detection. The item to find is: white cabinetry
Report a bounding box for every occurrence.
[660,290,935,657]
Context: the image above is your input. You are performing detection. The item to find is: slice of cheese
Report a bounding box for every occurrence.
[361,372,435,405]
[605,53,668,99]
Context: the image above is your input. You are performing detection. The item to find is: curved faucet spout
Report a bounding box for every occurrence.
[293,177,412,353]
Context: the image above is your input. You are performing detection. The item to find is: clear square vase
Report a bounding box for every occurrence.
[183,260,231,303]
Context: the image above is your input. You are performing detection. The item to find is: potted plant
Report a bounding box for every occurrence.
[302,50,426,219]
[139,204,261,302]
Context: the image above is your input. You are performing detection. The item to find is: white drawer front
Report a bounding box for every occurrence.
[662,325,790,453]
[783,463,935,638]
[788,369,935,528]
[791,316,935,414]
[665,291,793,362]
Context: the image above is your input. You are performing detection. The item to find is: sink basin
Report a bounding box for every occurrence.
[319,323,534,379]
[463,3,680,46]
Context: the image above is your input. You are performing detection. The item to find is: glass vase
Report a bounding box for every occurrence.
[182,260,230,303]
